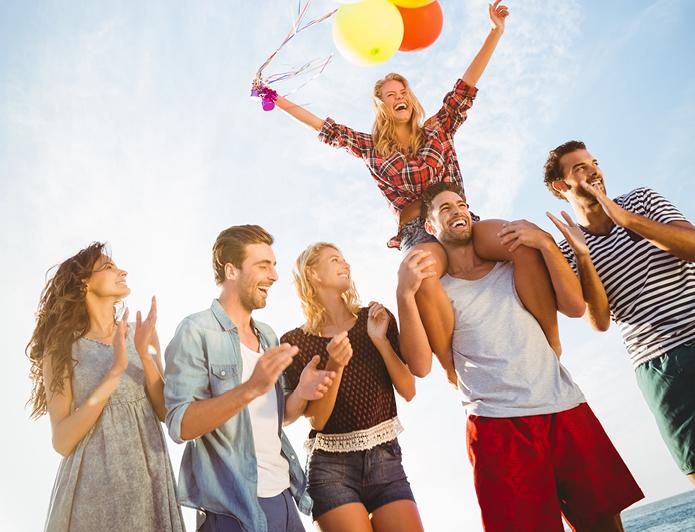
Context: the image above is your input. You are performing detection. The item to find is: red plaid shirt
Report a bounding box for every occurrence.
[318,79,478,248]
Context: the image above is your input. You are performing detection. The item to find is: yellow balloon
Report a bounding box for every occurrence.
[389,0,435,7]
[333,0,404,66]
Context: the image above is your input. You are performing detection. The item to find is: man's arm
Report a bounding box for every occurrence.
[547,211,610,331]
[164,319,298,443]
[498,220,586,318]
[283,356,335,426]
[582,183,695,262]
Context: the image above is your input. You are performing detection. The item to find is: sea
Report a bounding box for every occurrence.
[622,490,694,531]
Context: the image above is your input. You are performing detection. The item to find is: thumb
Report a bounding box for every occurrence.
[307,355,321,369]
[136,310,142,328]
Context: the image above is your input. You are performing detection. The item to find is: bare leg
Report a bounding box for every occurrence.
[411,241,457,384]
[473,219,562,356]
[371,500,424,532]
[316,503,373,532]
[567,513,624,532]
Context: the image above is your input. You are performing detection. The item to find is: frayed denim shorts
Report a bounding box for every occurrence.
[307,439,415,519]
[399,218,438,253]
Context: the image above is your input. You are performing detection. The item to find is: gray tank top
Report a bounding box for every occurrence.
[441,261,585,418]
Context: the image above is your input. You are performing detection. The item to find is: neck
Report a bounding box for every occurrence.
[85,295,116,336]
[218,287,253,334]
[317,289,353,326]
[443,240,494,278]
[568,196,614,234]
[395,122,411,149]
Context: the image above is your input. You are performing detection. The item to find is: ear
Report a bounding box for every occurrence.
[224,262,239,281]
[307,267,320,283]
[424,218,436,236]
[551,180,570,196]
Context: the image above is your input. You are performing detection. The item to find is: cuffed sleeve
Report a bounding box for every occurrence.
[431,79,478,134]
[318,117,375,159]
[164,318,210,444]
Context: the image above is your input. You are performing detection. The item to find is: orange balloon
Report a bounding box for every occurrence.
[398,0,443,52]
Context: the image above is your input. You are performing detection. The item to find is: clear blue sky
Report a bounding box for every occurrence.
[1,1,693,530]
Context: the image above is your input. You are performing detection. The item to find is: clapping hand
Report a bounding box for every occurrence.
[546,211,590,258]
[295,356,336,401]
[134,296,158,360]
[111,309,130,376]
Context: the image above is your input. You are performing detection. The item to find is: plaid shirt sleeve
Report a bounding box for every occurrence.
[431,79,478,134]
[318,117,375,159]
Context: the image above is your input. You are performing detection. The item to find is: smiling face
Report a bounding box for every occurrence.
[555,148,606,203]
[310,246,351,293]
[84,255,130,299]
[378,79,413,124]
[425,190,474,246]
[233,243,278,311]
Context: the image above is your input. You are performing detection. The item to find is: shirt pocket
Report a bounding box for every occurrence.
[209,363,240,396]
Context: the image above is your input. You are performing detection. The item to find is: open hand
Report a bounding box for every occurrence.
[134,296,158,359]
[547,211,590,258]
[111,309,130,376]
[295,355,336,401]
[248,343,299,396]
[579,181,630,227]
[367,301,389,343]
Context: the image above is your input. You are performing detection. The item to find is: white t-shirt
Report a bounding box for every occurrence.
[441,261,585,418]
[239,343,290,497]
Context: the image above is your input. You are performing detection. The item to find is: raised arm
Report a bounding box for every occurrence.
[46,312,131,457]
[367,303,415,401]
[276,95,325,131]
[461,1,508,87]
[582,184,695,262]
[498,220,586,318]
[548,211,611,331]
[303,332,352,431]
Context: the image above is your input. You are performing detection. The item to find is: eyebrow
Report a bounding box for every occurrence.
[253,259,276,266]
[572,159,598,171]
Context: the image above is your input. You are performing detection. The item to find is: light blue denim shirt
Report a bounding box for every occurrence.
[164,299,311,532]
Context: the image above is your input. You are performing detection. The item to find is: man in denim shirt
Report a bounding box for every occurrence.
[165,225,335,532]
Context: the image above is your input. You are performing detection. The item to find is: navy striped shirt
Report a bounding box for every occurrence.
[559,187,695,368]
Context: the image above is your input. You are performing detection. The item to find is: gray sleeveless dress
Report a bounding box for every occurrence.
[44,326,185,532]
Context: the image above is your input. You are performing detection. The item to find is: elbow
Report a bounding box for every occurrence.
[410,364,431,379]
[52,438,74,458]
[591,318,611,332]
[561,300,586,319]
[401,385,416,402]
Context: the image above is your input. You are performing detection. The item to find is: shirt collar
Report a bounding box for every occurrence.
[210,299,264,339]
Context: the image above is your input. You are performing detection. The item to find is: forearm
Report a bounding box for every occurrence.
[396,291,435,377]
[624,214,695,261]
[179,381,259,441]
[462,28,504,87]
[51,371,122,456]
[276,95,325,131]
[283,391,308,426]
[305,365,343,431]
[539,240,585,317]
[575,254,611,331]
[140,354,166,421]
[372,338,416,401]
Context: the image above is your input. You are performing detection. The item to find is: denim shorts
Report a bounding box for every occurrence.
[399,218,437,253]
[635,339,695,474]
[307,439,415,519]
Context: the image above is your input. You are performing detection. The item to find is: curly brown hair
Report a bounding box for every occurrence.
[26,242,108,419]
[543,140,586,200]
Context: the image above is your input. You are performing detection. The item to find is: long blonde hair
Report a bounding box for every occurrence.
[372,73,426,158]
[293,243,361,336]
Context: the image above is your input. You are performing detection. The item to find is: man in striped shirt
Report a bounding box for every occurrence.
[543,140,695,484]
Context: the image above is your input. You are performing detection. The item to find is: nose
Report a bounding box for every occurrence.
[119,269,128,278]
[269,266,279,282]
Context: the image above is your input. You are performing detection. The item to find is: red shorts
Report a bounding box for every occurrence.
[467,403,644,532]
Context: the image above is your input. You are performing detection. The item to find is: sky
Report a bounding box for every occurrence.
[1,0,694,530]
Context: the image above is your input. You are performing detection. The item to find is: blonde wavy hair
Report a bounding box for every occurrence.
[372,73,426,158]
[293,243,361,336]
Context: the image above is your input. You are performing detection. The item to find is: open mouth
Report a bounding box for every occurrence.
[394,102,408,112]
[450,218,468,229]
[258,286,270,296]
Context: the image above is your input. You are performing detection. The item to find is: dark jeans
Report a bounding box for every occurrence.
[197,488,304,532]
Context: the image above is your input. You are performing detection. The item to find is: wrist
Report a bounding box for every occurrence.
[107,367,125,379]
[370,336,390,350]
[619,210,636,229]
[239,380,264,402]
[397,287,417,302]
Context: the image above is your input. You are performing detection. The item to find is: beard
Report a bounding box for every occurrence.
[238,281,268,311]
[439,227,473,246]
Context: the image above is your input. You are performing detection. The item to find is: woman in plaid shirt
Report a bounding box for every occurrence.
[274,1,563,379]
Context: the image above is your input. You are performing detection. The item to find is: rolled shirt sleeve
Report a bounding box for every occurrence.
[164,318,210,444]
[318,117,375,159]
[432,79,478,134]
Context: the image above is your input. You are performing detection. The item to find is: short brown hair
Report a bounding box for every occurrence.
[543,140,586,200]
[212,225,273,285]
[420,182,465,220]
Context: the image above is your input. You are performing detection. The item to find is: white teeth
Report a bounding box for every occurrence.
[395,103,407,111]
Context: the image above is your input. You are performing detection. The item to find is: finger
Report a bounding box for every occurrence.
[307,355,321,369]
[499,234,517,246]
[317,385,328,394]
[497,225,515,237]
[546,213,570,237]
[579,181,599,197]
[509,240,521,252]
[560,210,576,227]
[136,310,142,329]
[120,308,130,327]
[148,295,157,323]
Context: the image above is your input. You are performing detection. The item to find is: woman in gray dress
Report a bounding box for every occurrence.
[27,242,184,532]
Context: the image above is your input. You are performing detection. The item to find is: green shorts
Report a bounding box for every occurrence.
[635,340,695,475]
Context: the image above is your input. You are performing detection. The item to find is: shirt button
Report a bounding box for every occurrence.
[290,455,295,460]
[221,370,226,376]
